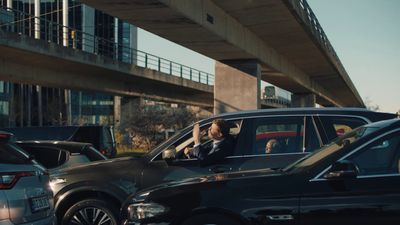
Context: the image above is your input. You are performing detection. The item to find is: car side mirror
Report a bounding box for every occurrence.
[162,148,176,162]
[324,160,358,179]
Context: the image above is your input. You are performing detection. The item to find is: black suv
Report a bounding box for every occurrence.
[49,108,396,224]
[124,118,400,225]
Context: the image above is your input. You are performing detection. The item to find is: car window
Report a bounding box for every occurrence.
[102,127,114,146]
[317,116,367,142]
[346,131,400,176]
[0,143,30,164]
[85,146,108,160]
[154,119,243,160]
[72,127,100,147]
[22,146,67,169]
[253,116,304,155]
[304,116,322,152]
[285,126,378,172]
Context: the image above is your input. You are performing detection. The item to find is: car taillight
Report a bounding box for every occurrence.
[0,172,35,189]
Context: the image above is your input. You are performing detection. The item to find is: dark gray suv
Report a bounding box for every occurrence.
[49,108,396,225]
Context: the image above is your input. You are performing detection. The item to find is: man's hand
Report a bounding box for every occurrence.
[184,147,192,158]
[193,123,200,145]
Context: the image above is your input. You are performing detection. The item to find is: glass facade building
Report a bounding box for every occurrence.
[0,81,12,127]
[0,0,137,127]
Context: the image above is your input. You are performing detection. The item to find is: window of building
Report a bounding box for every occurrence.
[0,100,9,115]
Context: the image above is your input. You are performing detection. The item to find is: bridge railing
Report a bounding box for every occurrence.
[0,6,214,85]
[286,0,347,76]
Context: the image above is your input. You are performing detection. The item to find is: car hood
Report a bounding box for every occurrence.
[50,156,145,178]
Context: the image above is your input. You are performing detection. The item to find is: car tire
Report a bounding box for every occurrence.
[61,198,118,225]
[180,213,242,225]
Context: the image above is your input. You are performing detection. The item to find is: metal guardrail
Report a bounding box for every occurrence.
[286,0,347,76]
[0,6,214,85]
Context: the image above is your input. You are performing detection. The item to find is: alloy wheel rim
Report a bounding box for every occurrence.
[70,207,113,225]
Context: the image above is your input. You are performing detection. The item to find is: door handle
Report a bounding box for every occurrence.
[209,166,232,173]
[266,215,294,221]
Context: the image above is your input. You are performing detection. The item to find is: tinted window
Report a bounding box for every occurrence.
[253,116,304,155]
[22,146,67,169]
[0,143,30,164]
[317,116,366,142]
[304,117,322,152]
[102,127,113,145]
[347,131,400,176]
[72,127,100,148]
[286,126,376,171]
[154,120,243,160]
[84,146,107,161]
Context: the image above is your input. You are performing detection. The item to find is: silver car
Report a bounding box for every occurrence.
[0,132,55,225]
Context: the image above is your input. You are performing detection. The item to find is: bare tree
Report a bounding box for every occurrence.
[364,97,380,111]
[121,104,196,151]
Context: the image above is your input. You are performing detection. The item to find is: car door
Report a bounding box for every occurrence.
[238,115,317,171]
[299,129,400,225]
[141,119,249,188]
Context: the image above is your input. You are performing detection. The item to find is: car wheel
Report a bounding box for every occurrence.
[61,198,118,225]
[181,213,242,225]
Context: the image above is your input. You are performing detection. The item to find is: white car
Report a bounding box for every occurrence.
[0,132,55,225]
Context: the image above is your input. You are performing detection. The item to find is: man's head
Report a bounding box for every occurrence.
[265,139,278,154]
[208,119,230,141]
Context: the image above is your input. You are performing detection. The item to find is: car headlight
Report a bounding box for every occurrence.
[127,202,168,220]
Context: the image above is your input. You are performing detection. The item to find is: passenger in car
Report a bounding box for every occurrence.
[184,119,234,166]
[265,139,281,154]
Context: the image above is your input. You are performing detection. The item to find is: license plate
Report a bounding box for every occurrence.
[30,196,50,213]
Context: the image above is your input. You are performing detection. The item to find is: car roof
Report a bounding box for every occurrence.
[16,140,93,153]
[214,107,393,118]
[363,118,400,129]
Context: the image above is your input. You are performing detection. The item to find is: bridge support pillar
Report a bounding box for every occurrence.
[291,93,316,107]
[214,60,261,115]
[114,96,121,128]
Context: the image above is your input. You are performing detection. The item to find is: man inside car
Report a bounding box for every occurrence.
[184,119,234,165]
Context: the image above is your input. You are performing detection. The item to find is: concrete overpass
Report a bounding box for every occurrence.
[80,0,364,109]
[0,30,213,108]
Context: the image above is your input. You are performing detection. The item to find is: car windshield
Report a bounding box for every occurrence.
[284,126,379,172]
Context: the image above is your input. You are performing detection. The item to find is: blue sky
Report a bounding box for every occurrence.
[307,0,400,112]
[138,0,399,113]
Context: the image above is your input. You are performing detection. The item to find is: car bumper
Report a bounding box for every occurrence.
[0,214,56,225]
